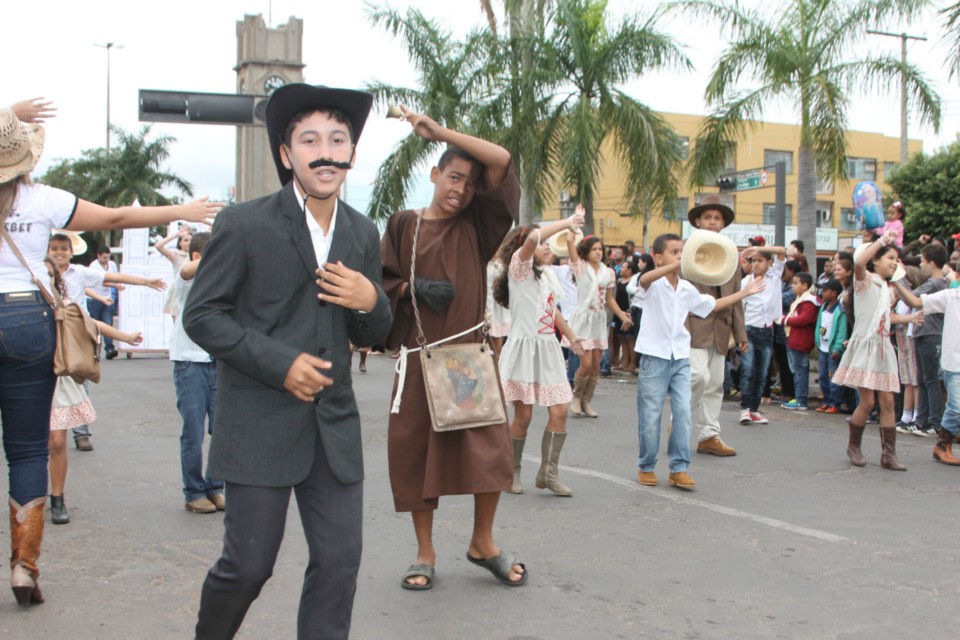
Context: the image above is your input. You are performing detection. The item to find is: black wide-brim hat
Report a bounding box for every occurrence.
[265,83,374,186]
[688,194,735,228]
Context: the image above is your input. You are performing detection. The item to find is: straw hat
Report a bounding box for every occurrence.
[546,229,584,259]
[681,229,740,286]
[0,108,45,184]
[51,230,88,256]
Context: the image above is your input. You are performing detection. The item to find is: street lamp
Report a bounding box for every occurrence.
[94,42,123,152]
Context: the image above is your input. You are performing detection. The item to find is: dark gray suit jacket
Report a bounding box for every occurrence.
[183,183,392,487]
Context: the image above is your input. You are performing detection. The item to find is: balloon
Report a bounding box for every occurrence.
[852,181,884,231]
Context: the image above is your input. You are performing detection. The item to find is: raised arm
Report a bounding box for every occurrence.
[854,229,897,280]
[67,198,220,232]
[715,274,766,313]
[891,280,921,308]
[153,229,186,263]
[400,106,511,188]
[639,261,680,290]
[519,210,584,263]
[104,272,167,291]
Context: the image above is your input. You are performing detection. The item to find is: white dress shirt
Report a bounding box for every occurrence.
[295,184,338,267]
[922,288,960,372]
[635,277,716,360]
[742,257,784,328]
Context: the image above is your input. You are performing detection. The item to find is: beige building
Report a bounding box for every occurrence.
[544,112,921,255]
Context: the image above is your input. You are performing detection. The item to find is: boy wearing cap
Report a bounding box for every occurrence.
[815,279,847,413]
[184,84,392,639]
[685,196,747,457]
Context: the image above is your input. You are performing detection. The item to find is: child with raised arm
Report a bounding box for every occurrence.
[832,228,906,470]
[635,234,765,491]
[496,211,586,497]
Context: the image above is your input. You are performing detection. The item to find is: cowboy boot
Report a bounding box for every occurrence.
[10,496,46,606]
[570,375,587,416]
[581,376,599,418]
[846,419,867,467]
[507,437,526,494]
[933,429,960,466]
[879,426,907,471]
[535,431,573,496]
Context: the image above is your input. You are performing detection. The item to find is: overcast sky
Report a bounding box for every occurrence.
[3,0,959,213]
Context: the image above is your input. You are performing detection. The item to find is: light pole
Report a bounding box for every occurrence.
[94,42,123,152]
[867,30,927,164]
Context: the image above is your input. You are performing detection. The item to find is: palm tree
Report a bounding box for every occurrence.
[540,0,692,234]
[677,0,940,255]
[941,2,960,80]
[364,5,499,221]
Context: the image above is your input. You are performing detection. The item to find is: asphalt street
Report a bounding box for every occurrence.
[2,354,959,639]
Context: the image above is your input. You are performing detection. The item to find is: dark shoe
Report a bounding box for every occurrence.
[401,563,434,590]
[185,497,217,513]
[105,349,119,360]
[466,552,528,586]
[75,437,93,451]
[879,427,907,471]
[847,420,867,467]
[49,495,69,525]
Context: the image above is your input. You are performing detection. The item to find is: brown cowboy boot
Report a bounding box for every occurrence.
[879,426,907,471]
[846,419,867,467]
[581,376,600,418]
[933,429,960,466]
[535,431,573,496]
[508,437,526,494]
[570,375,588,416]
[10,496,46,606]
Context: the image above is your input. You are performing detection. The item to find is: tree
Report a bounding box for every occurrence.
[885,140,960,239]
[677,0,940,256]
[942,2,960,80]
[364,5,499,221]
[38,125,194,247]
[539,0,691,234]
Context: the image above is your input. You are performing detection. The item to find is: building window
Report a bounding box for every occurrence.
[883,161,898,181]
[762,203,792,225]
[847,157,877,181]
[816,202,833,228]
[840,207,858,231]
[664,197,688,221]
[678,137,690,161]
[764,149,794,174]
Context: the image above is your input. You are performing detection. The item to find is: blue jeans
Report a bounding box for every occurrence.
[637,354,691,473]
[173,361,223,501]
[818,350,844,408]
[567,350,580,385]
[941,369,960,437]
[739,326,773,412]
[0,295,57,504]
[86,297,115,351]
[786,347,810,405]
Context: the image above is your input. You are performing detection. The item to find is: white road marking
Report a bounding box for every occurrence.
[523,454,849,543]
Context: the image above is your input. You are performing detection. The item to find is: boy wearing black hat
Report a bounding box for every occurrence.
[184,84,392,640]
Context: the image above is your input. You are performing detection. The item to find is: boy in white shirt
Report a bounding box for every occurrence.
[635,234,765,490]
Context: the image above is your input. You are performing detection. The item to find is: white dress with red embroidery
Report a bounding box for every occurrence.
[832,272,899,392]
[485,259,511,337]
[498,251,573,406]
[50,376,97,431]
[568,259,615,350]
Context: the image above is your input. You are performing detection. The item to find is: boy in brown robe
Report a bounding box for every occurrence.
[381,108,523,590]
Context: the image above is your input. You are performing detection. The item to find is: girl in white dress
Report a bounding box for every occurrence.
[485,256,510,357]
[566,205,633,418]
[154,226,192,321]
[832,229,905,470]
[496,213,586,496]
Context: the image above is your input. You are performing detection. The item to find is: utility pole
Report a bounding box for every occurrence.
[94,42,123,152]
[867,30,927,164]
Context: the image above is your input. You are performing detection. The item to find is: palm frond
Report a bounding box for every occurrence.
[688,85,771,187]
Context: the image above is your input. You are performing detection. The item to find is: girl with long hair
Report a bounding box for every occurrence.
[565,205,633,418]
[495,213,586,496]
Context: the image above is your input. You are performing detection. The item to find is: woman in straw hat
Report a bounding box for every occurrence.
[565,204,633,418]
[0,98,219,606]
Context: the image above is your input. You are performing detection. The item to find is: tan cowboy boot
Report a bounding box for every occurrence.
[879,426,907,471]
[508,437,526,494]
[933,429,960,466]
[570,375,588,416]
[10,496,46,606]
[847,420,867,467]
[535,431,573,496]
[581,376,599,418]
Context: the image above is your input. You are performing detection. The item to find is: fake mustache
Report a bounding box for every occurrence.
[309,158,352,170]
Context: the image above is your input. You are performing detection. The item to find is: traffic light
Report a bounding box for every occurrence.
[139,90,257,125]
[717,176,736,191]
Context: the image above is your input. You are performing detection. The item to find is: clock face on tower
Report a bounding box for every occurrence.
[263,75,286,96]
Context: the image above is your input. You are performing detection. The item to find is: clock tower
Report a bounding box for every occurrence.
[235,14,305,202]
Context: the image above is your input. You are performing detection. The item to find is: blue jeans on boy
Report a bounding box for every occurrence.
[86,297,115,352]
[567,350,581,385]
[0,296,58,504]
[940,369,960,437]
[637,354,691,473]
[739,326,773,412]
[817,350,844,408]
[173,360,223,502]
[786,347,810,406]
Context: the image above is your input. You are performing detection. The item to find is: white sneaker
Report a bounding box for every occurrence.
[749,411,769,425]
[739,409,752,424]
